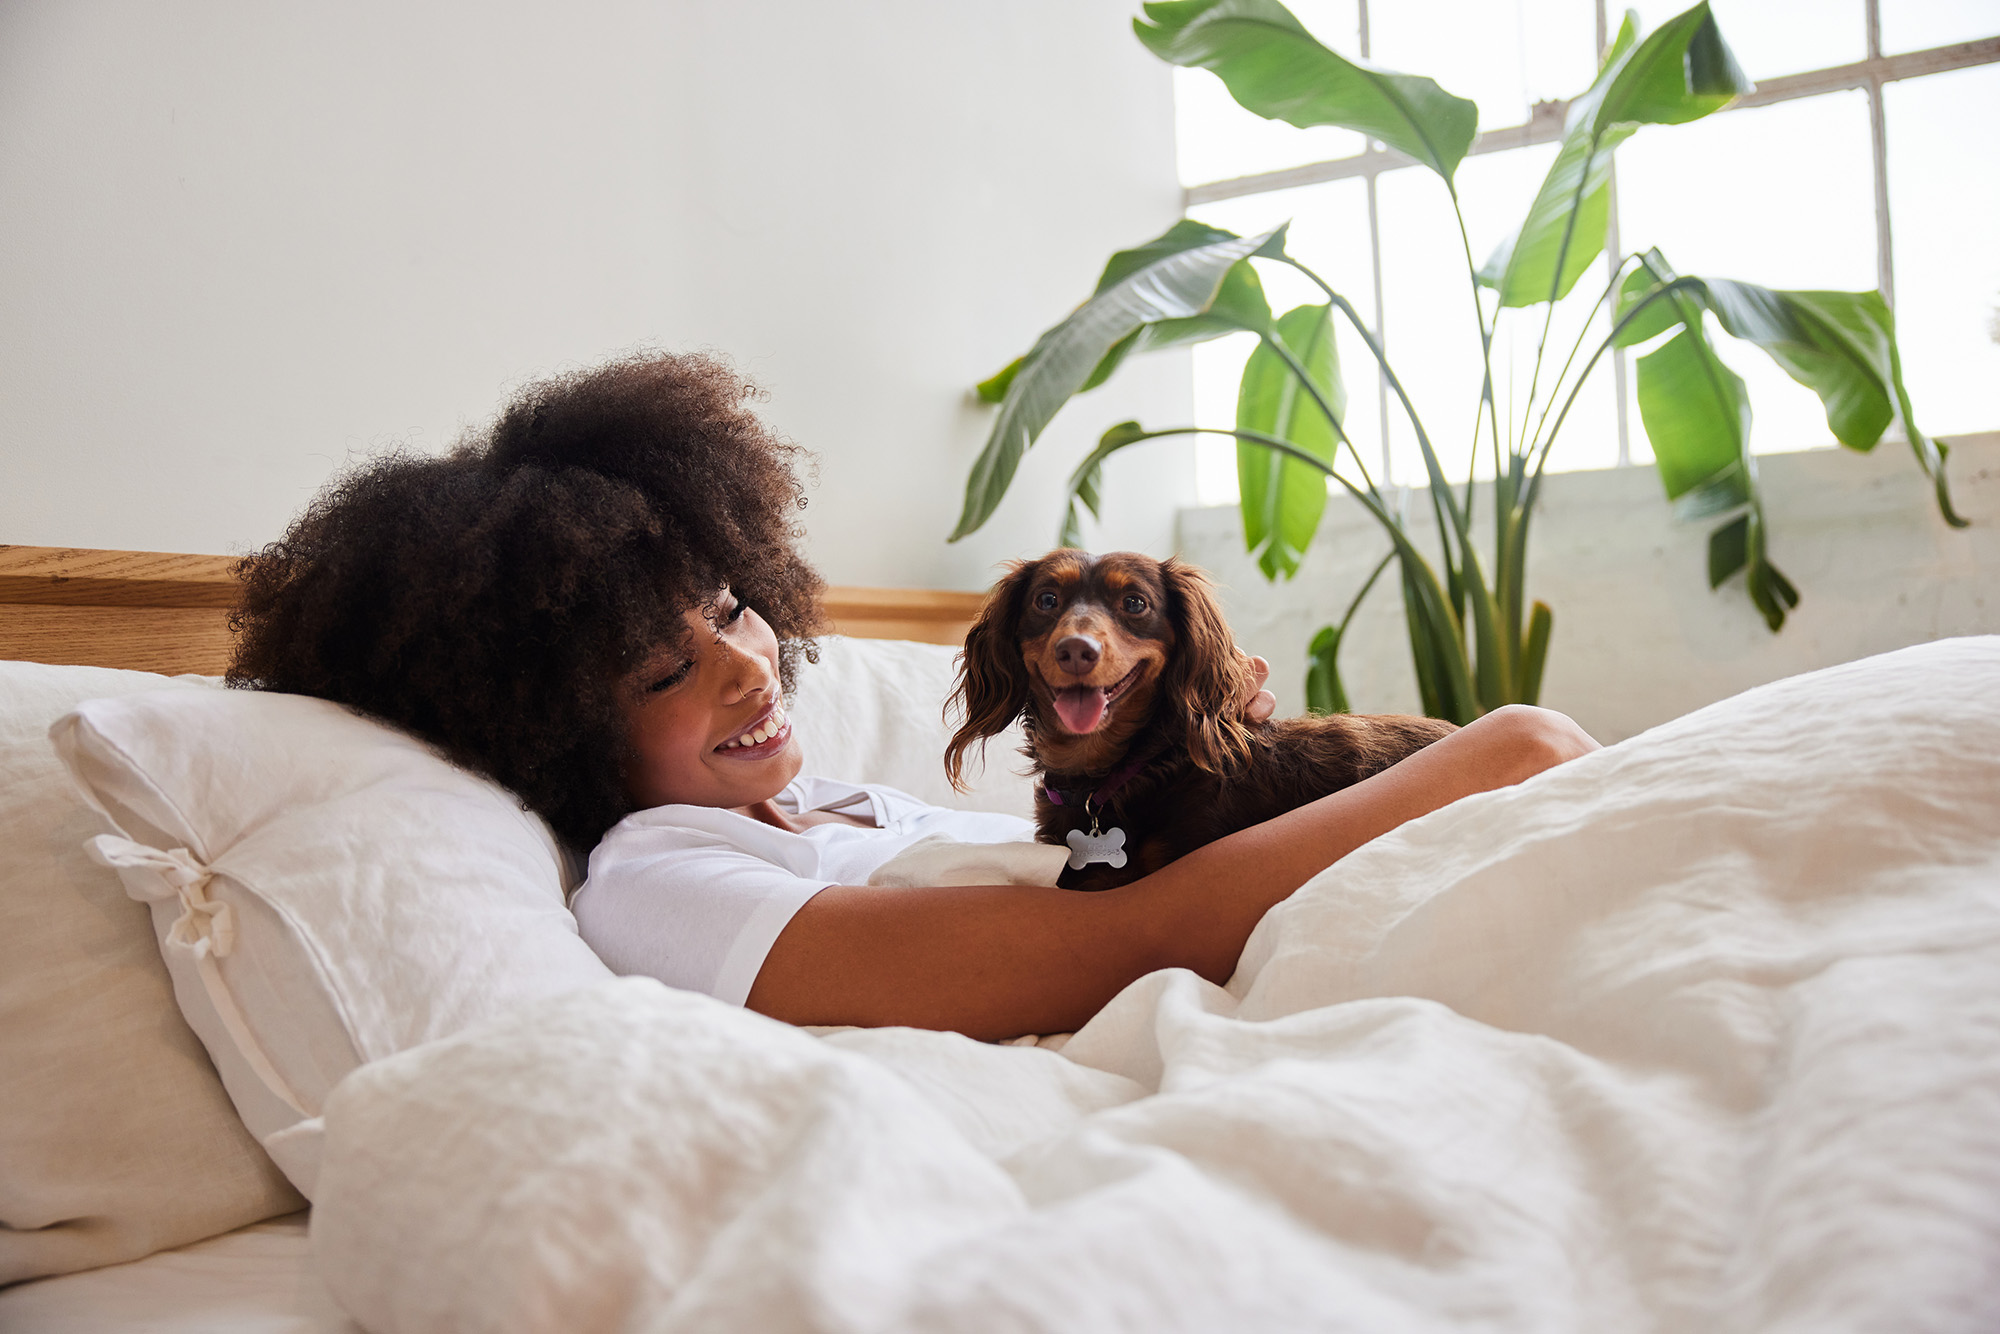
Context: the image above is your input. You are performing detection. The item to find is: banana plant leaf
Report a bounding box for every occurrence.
[1238,303,1342,579]
[1636,327,1753,518]
[976,222,1277,404]
[1481,3,1749,307]
[1703,281,1966,527]
[1625,257,1805,629]
[952,223,1285,542]
[1056,422,1153,549]
[1134,0,1478,184]
[1618,250,1966,527]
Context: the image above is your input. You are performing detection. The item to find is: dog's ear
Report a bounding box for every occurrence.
[1159,558,1257,775]
[945,559,1037,792]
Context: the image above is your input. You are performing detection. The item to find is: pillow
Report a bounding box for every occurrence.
[52,687,616,1199]
[789,635,1032,819]
[0,663,301,1286]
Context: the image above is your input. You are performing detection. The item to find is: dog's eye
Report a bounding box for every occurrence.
[1034,591,1059,612]
[1122,594,1148,614]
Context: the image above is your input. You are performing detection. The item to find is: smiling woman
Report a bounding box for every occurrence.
[232,349,1597,1042]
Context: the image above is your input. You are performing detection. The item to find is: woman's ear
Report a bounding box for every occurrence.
[944,560,1037,791]
[1160,559,1256,775]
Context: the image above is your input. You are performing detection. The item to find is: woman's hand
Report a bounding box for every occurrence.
[1239,651,1276,723]
[748,705,1599,1040]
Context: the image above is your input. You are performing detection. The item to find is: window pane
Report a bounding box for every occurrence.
[1188,178,1378,504]
[1615,91,1879,456]
[1627,0,1867,82]
[1369,0,1598,134]
[1174,1,1366,185]
[1372,142,1624,483]
[1881,0,2000,53]
[1886,64,2000,438]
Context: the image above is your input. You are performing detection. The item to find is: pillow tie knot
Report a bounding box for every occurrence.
[86,835,236,961]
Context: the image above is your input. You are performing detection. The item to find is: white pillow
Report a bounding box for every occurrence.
[52,688,615,1197]
[0,663,301,1285]
[790,636,1033,820]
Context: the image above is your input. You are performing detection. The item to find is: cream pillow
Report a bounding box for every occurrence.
[52,687,616,1198]
[789,635,1033,819]
[0,663,301,1286]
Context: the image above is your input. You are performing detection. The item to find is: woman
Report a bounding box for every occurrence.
[230,352,1597,1041]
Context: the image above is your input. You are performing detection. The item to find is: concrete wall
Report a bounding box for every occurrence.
[1179,433,1999,741]
[0,0,1192,589]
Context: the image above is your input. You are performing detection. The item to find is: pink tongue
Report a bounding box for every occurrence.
[1053,687,1108,735]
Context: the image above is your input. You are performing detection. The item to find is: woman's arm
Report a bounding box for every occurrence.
[746,705,1597,1041]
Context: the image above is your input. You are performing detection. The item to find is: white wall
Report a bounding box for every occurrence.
[0,0,1193,589]
[1179,434,2000,742]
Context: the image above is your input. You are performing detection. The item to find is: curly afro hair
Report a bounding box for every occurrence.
[227,352,826,850]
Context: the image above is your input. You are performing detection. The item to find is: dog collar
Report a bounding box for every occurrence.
[1041,746,1154,812]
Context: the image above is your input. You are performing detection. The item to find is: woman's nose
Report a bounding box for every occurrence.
[716,639,776,703]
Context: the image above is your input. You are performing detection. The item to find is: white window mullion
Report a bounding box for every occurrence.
[1865,0,1896,308]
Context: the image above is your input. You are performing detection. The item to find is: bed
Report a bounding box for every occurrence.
[4,543,1997,1333]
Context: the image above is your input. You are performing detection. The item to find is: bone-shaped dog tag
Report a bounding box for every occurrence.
[1065,825,1128,871]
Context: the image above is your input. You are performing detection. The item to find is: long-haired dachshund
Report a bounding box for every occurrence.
[946,550,1456,891]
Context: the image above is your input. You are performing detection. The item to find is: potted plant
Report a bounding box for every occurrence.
[950,0,1965,722]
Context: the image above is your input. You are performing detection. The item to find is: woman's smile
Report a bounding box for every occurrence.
[714,701,791,758]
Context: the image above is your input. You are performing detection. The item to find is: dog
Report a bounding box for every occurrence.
[946,550,1456,891]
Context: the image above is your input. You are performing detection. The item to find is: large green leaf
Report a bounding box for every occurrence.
[1613,250,1703,346]
[975,223,1275,404]
[1478,124,1633,307]
[1636,324,1752,516]
[1703,281,1966,526]
[952,223,1285,541]
[1078,261,1275,392]
[1134,0,1478,183]
[1481,4,1748,308]
[1056,420,1152,549]
[1237,303,1342,580]
[1618,252,1966,527]
[1703,283,1895,446]
[1569,1,1748,137]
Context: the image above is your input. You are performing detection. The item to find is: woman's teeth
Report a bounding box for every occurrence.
[720,705,787,750]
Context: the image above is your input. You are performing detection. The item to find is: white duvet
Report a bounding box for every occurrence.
[310,639,2000,1333]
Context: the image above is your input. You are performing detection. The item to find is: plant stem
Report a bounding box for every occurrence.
[1340,548,1396,638]
[1524,275,1707,507]
[1282,260,1468,537]
[1449,201,1503,514]
[1524,252,1637,460]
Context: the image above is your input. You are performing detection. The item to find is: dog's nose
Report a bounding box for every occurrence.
[1054,635,1100,676]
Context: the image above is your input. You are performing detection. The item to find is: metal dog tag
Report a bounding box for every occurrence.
[1065,825,1128,871]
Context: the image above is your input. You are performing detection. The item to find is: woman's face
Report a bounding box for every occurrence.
[619,588,802,811]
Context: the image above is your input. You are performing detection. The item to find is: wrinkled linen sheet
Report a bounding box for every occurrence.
[311,639,2000,1333]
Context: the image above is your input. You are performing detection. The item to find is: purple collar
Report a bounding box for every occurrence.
[1042,747,1155,812]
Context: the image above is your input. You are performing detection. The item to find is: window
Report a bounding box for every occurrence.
[1179,0,2000,503]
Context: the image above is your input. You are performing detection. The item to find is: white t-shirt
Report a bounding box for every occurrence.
[572,776,1037,1007]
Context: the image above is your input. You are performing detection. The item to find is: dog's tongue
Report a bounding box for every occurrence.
[1053,686,1108,735]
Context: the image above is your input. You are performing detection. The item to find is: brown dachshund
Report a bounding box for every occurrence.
[946,550,1455,891]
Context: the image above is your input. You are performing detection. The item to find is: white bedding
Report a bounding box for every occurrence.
[298,638,2000,1332]
[0,1214,355,1333]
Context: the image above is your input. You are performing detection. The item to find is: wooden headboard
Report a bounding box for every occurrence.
[0,545,985,676]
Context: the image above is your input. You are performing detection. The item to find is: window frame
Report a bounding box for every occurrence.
[1179,1,2000,480]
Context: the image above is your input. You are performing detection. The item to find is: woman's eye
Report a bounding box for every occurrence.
[1122,594,1148,614]
[647,663,692,693]
[1034,591,1059,612]
[724,600,749,625]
